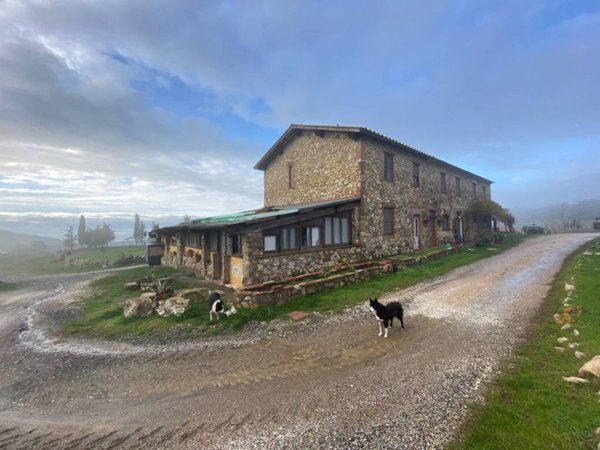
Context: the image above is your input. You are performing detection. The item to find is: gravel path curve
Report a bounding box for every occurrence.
[0,234,592,449]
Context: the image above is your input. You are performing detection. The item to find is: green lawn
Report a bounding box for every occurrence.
[0,281,22,293]
[62,233,529,340]
[62,266,193,339]
[447,237,600,450]
[0,246,146,275]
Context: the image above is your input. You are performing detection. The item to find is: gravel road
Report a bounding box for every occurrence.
[0,234,592,449]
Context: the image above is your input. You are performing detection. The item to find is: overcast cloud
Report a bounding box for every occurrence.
[1,0,599,238]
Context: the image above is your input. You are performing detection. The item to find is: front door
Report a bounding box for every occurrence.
[412,216,420,250]
[429,210,437,247]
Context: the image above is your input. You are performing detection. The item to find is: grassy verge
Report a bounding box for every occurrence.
[0,246,146,275]
[447,237,600,450]
[0,281,22,293]
[62,233,529,340]
[62,266,193,339]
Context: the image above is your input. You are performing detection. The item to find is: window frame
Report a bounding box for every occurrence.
[281,226,298,251]
[231,234,242,255]
[455,177,461,195]
[324,214,351,246]
[383,207,395,236]
[263,233,278,253]
[442,214,450,231]
[262,212,352,254]
[412,162,420,188]
[288,163,295,189]
[383,152,394,182]
[440,171,447,193]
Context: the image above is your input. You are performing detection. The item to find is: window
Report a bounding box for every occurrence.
[301,226,320,248]
[232,234,241,255]
[383,208,394,235]
[472,182,477,196]
[281,227,298,251]
[288,163,294,189]
[264,234,277,252]
[455,177,461,195]
[440,172,447,193]
[412,162,420,187]
[384,153,394,181]
[263,212,352,253]
[442,215,450,231]
[325,215,350,245]
[482,186,486,198]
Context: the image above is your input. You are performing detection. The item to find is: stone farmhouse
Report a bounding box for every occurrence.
[157,124,493,288]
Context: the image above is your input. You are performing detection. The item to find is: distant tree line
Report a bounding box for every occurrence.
[64,215,116,250]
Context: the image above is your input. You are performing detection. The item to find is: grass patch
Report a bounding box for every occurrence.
[62,266,193,339]
[62,234,530,340]
[0,246,146,275]
[388,243,453,261]
[447,237,600,450]
[0,281,22,292]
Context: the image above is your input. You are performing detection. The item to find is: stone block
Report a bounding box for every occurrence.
[124,282,140,291]
[123,296,154,318]
[155,296,190,317]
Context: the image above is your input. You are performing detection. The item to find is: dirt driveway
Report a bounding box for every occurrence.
[0,234,593,449]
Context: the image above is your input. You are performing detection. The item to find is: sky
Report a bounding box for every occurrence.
[1,0,599,240]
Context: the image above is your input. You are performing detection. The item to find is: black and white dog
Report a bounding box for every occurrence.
[208,291,237,321]
[368,297,404,338]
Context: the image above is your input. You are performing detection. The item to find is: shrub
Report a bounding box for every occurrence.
[113,253,146,267]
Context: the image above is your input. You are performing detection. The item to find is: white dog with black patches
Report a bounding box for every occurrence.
[208,291,237,321]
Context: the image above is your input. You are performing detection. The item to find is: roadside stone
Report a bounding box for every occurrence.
[287,311,310,321]
[560,323,572,331]
[564,305,583,316]
[140,292,157,301]
[557,337,569,344]
[155,296,190,317]
[568,343,581,349]
[124,282,140,291]
[578,355,600,379]
[123,296,154,318]
[573,329,580,337]
[562,376,589,384]
[553,313,574,326]
[554,347,565,353]
[575,351,586,359]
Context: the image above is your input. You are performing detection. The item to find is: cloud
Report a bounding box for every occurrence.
[0,0,599,232]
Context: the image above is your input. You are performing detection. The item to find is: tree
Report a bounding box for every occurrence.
[133,214,141,246]
[465,199,515,234]
[182,214,192,224]
[63,226,75,251]
[99,222,115,247]
[133,213,146,245]
[141,221,146,242]
[77,214,86,248]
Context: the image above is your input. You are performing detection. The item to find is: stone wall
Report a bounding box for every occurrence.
[358,135,492,255]
[232,245,461,308]
[263,130,362,207]
[240,228,368,286]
